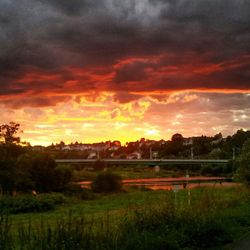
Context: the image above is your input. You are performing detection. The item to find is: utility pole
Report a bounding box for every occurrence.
[191,147,194,159]
[232,148,236,160]
[186,170,190,205]
[150,147,152,160]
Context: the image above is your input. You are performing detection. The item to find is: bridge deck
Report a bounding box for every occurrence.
[55,159,229,165]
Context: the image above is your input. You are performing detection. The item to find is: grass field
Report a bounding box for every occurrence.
[0,185,249,249]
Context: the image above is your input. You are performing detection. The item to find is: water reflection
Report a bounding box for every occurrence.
[126,182,239,191]
[79,177,237,190]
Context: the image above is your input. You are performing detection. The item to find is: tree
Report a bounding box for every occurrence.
[0,158,16,194]
[0,122,28,193]
[237,138,250,186]
[15,154,34,191]
[54,165,73,191]
[0,122,21,144]
[30,155,73,192]
[171,133,184,143]
[30,155,58,192]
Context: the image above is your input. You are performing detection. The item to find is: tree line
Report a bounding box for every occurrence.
[0,122,249,194]
[0,122,73,194]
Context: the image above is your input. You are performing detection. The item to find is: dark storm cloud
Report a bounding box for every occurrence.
[0,0,249,106]
[37,0,94,16]
[1,94,72,108]
[114,60,153,83]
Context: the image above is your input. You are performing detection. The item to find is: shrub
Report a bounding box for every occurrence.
[212,166,223,176]
[201,165,213,176]
[91,172,122,193]
[0,193,67,214]
[223,160,235,174]
[93,160,106,171]
[79,188,96,200]
[38,193,67,205]
[63,184,96,200]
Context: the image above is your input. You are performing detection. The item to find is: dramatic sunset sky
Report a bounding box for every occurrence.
[0,0,250,145]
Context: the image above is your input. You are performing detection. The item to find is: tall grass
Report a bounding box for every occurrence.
[0,187,249,250]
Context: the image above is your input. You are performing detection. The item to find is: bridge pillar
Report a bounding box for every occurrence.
[155,165,160,173]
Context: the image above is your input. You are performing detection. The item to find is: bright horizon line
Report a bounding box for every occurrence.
[24,129,247,147]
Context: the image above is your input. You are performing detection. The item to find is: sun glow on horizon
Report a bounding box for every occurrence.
[2,91,250,146]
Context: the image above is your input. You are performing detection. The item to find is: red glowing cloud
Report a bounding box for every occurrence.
[0,0,249,144]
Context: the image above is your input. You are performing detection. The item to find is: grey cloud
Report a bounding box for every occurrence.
[0,0,249,101]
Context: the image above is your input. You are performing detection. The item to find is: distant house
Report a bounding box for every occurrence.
[108,145,120,151]
[211,133,223,145]
[152,151,159,158]
[127,151,142,159]
[145,140,155,147]
[159,139,166,145]
[91,142,110,151]
[88,151,98,159]
[32,145,44,151]
[183,138,193,146]
[62,145,71,151]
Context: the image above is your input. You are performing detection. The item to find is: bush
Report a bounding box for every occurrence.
[0,193,67,214]
[223,160,235,174]
[212,166,223,176]
[79,188,96,200]
[64,184,96,200]
[93,160,106,171]
[201,165,213,176]
[38,193,67,205]
[91,172,122,193]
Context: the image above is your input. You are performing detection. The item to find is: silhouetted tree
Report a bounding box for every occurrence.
[0,122,21,144]
[171,133,184,143]
[30,155,58,192]
[54,165,73,191]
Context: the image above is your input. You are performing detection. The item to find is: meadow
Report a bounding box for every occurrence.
[1,185,250,250]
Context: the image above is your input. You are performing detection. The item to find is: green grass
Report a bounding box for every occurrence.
[9,190,168,229]
[1,186,250,249]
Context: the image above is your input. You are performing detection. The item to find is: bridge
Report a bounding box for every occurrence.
[55,159,229,165]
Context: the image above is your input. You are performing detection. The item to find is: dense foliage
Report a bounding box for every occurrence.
[91,172,123,193]
[38,129,250,162]
[0,145,73,194]
[237,138,250,186]
[0,193,66,214]
[0,122,73,194]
